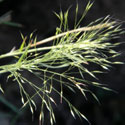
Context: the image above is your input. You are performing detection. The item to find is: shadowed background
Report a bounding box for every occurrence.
[0,0,125,125]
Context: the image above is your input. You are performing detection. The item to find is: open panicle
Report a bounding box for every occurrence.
[0,1,124,125]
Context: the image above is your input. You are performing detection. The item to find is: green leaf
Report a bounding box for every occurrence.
[2,21,22,27]
[113,62,124,64]
[19,37,27,52]
[102,87,117,93]
[75,1,93,28]
[0,84,4,93]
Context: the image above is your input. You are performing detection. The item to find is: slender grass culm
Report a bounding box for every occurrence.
[0,1,124,125]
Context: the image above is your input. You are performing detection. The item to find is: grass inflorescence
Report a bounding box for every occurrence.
[0,1,124,125]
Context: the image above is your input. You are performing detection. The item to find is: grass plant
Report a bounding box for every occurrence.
[0,1,124,125]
